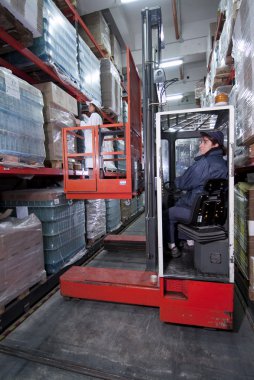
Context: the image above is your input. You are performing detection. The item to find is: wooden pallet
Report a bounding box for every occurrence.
[44,159,63,169]
[91,44,111,59]
[0,155,43,168]
[0,4,33,55]
[0,277,46,316]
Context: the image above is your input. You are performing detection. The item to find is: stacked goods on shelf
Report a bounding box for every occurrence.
[130,197,138,216]
[78,36,102,104]
[122,100,128,123]
[110,34,122,73]
[232,0,254,145]
[217,1,239,66]
[34,82,77,165]
[0,4,33,54]
[120,198,140,223]
[0,67,45,166]
[0,214,46,311]
[234,183,254,300]
[0,189,86,274]
[105,199,121,233]
[137,192,145,211]
[100,58,121,116]
[79,12,111,57]
[0,0,43,38]
[204,0,240,107]
[120,200,132,222]
[53,0,77,13]
[85,199,106,241]
[5,0,80,89]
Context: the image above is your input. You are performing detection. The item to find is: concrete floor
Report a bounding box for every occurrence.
[0,215,254,379]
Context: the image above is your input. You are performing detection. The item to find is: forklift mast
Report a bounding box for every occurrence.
[142,7,163,271]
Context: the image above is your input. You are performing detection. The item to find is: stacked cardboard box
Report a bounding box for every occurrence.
[100,58,121,116]
[79,12,111,57]
[234,182,254,300]
[35,82,77,163]
[0,214,46,310]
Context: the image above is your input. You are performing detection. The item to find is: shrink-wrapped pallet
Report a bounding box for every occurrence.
[110,34,122,73]
[0,0,43,38]
[0,188,85,274]
[218,0,239,66]
[6,0,79,89]
[85,199,106,241]
[232,0,254,145]
[43,110,76,162]
[120,199,131,222]
[78,36,101,104]
[0,68,45,165]
[234,183,254,300]
[100,58,121,116]
[105,199,121,232]
[34,82,77,163]
[79,12,111,57]
[0,214,46,310]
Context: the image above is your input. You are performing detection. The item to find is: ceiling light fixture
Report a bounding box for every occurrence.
[160,59,183,68]
[121,0,139,3]
[166,94,183,101]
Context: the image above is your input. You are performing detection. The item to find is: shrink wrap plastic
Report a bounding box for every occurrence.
[232,0,254,145]
[105,199,121,232]
[234,182,254,299]
[0,214,46,307]
[78,36,101,104]
[43,107,76,161]
[6,0,80,89]
[100,59,121,116]
[110,34,122,73]
[0,0,43,37]
[0,189,85,274]
[218,0,238,65]
[86,199,106,240]
[0,67,45,164]
[80,12,111,57]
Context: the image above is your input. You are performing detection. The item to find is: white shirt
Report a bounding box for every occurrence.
[81,112,115,169]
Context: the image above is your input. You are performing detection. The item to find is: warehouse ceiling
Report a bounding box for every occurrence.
[77,0,220,109]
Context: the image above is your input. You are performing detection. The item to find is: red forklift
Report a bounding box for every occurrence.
[60,7,234,330]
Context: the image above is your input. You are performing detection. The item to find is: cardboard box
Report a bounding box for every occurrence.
[79,12,111,56]
[0,214,46,307]
[34,82,78,115]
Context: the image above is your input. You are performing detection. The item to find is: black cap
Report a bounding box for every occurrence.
[200,130,224,146]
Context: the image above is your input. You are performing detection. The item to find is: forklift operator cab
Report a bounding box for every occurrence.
[156,106,234,284]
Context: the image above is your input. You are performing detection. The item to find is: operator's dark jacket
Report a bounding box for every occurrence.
[174,147,228,208]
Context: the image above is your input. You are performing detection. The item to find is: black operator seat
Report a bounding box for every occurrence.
[178,178,228,242]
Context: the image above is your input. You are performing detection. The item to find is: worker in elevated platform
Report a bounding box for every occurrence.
[164,130,228,258]
[81,100,116,172]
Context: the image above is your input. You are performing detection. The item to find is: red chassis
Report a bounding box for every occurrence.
[60,266,233,330]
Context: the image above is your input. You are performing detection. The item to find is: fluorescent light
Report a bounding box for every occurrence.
[160,59,183,68]
[121,0,139,3]
[166,94,183,101]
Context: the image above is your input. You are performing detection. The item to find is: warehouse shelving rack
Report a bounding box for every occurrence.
[0,0,136,332]
[0,0,121,179]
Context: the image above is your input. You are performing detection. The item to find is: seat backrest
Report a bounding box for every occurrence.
[189,179,227,227]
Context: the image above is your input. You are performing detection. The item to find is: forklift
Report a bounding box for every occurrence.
[60,7,234,330]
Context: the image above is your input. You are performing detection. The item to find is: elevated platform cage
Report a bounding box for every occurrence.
[62,48,143,199]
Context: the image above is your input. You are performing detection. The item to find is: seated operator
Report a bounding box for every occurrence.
[164,130,228,258]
